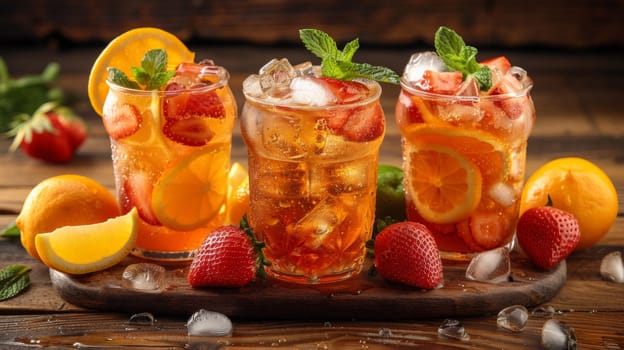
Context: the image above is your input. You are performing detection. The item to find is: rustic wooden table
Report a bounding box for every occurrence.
[1,45,623,348]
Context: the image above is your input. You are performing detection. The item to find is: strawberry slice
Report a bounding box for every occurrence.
[318,77,369,104]
[103,103,141,140]
[163,118,215,146]
[164,89,226,120]
[121,173,160,225]
[480,56,511,76]
[418,70,463,94]
[340,104,385,143]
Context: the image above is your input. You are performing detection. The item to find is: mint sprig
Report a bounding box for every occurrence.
[0,264,31,301]
[434,26,492,91]
[107,49,175,90]
[299,29,400,84]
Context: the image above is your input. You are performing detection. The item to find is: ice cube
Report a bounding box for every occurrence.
[259,58,296,98]
[242,74,264,98]
[497,305,528,332]
[293,61,318,76]
[541,319,577,350]
[455,77,480,98]
[600,251,624,283]
[121,263,166,292]
[290,76,337,106]
[186,309,233,336]
[128,312,156,325]
[289,195,350,250]
[465,247,511,283]
[404,52,447,83]
[437,319,470,341]
[488,182,516,208]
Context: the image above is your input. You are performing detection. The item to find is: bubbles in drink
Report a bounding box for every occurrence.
[437,319,470,341]
[541,319,577,350]
[186,309,233,336]
[121,263,166,292]
[600,251,624,283]
[259,58,297,98]
[403,52,446,83]
[465,247,511,283]
[496,305,528,332]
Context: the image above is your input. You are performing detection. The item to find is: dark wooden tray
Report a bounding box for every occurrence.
[50,254,566,320]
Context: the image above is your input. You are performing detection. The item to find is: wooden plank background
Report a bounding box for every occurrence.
[1,0,623,49]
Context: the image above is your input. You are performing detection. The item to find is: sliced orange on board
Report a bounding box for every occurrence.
[151,143,230,230]
[407,143,482,224]
[88,27,195,116]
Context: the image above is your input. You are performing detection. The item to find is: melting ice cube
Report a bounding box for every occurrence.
[404,51,447,83]
[497,305,528,332]
[259,58,296,98]
[187,309,233,336]
[289,195,350,250]
[437,319,470,341]
[541,319,577,350]
[600,251,624,283]
[465,247,511,283]
[121,263,166,292]
[290,76,337,106]
[488,182,516,208]
[128,312,156,325]
[532,305,558,318]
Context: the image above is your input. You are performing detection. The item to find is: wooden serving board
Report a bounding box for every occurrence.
[50,254,566,320]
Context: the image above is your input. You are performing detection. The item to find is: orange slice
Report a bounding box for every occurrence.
[403,124,508,188]
[152,143,230,230]
[88,27,195,116]
[223,162,250,226]
[35,208,138,275]
[407,143,482,224]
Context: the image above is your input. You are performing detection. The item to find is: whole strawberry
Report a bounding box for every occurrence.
[188,218,269,288]
[374,222,443,289]
[516,206,580,270]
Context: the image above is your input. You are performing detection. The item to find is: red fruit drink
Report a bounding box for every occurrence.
[103,62,237,260]
[241,59,385,283]
[396,52,535,260]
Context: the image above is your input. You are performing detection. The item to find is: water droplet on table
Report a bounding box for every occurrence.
[532,305,557,318]
[122,263,167,292]
[465,247,511,283]
[128,312,156,325]
[541,319,577,350]
[438,319,470,341]
[187,309,233,336]
[497,305,528,332]
[600,251,624,283]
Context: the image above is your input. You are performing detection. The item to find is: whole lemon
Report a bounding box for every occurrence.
[520,157,618,250]
[16,174,121,260]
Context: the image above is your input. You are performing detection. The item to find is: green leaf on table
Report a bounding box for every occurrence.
[0,264,31,301]
[299,28,400,84]
[0,222,20,237]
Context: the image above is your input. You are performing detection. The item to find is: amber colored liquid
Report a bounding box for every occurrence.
[241,87,384,283]
[104,77,237,260]
[395,83,535,257]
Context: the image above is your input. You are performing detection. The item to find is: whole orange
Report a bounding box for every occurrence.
[519,157,618,250]
[16,174,121,260]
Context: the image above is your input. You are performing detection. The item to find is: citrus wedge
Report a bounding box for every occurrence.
[152,144,230,230]
[403,124,508,188]
[35,208,138,275]
[407,143,482,224]
[88,27,195,116]
[223,162,250,226]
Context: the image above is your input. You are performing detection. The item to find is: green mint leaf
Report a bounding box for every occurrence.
[0,222,20,237]
[338,61,401,84]
[130,67,150,86]
[434,26,491,91]
[107,67,140,89]
[142,49,168,76]
[0,264,31,301]
[146,71,175,91]
[299,29,340,60]
[340,38,359,62]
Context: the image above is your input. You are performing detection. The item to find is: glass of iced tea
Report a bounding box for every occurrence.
[395,32,535,260]
[103,62,237,260]
[240,58,385,284]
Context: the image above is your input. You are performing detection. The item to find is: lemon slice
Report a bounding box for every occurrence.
[407,143,482,224]
[35,208,138,275]
[152,144,230,230]
[88,27,195,116]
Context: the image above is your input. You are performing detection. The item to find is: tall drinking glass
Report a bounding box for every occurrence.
[102,63,237,261]
[241,59,385,284]
[395,54,535,260]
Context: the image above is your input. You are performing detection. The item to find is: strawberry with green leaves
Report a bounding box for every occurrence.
[7,102,87,163]
[373,221,444,289]
[516,201,580,270]
[188,217,270,288]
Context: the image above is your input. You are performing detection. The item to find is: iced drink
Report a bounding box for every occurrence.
[103,62,237,260]
[395,30,535,260]
[241,59,385,283]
